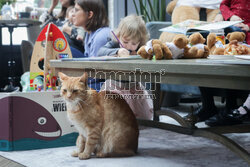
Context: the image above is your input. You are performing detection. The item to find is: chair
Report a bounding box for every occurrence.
[20,40,33,72]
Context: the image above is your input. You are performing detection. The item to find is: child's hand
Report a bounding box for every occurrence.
[130,50,137,55]
[117,48,130,57]
[76,35,83,42]
[62,24,71,35]
[230,15,242,21]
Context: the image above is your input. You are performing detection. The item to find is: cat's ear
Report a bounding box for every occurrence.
[80,72,88,83]
[58,72,69,81]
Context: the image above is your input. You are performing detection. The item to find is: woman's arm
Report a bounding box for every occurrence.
[220,0,237,21]
[48,0,59,15]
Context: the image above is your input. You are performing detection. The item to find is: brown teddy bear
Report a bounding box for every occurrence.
[207,33,225,55]
[138,34,208,60]
[137,39,172,60]
[207,31,248,55]
[160,0,221,43]
[226,32,246,43]
[224,40,250,55]
[188,32,209,58]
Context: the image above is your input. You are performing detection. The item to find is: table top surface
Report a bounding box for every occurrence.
[50,56,250,90]
[50,57,250,77]
[0,19,41,27]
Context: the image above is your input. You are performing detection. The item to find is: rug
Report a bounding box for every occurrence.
[0,125,249,167]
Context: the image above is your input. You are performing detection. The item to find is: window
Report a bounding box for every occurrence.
[1,0,61,45]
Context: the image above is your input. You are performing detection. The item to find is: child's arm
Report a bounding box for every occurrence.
[97,40,120,57]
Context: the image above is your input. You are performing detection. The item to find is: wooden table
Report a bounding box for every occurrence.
[50,57,250,164]
[50,58,250,90]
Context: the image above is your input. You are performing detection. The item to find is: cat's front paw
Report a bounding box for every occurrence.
[71,150,79,157]
[78,152,90,160]
[96,152,105,158]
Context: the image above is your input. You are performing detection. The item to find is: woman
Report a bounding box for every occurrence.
[73,0,110,90]
[73,0,110,57]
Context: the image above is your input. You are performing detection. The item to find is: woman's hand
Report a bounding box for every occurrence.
[213,14,224,22]
[235,23,250,32]
[117,48,130,57]
[230,15,242,21]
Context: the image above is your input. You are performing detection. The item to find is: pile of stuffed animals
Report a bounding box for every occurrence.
[137,32,250,60]
[137,0,250,60]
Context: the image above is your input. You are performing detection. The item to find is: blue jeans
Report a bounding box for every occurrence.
[224,25,243,36]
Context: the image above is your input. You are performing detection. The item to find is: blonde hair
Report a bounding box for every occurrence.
[115,14,149,48]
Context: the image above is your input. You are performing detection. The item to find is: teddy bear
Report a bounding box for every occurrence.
[137,39,172,60]
[224,40,250,55]
[159,0,221,43]
[138,34,208,60]
[226,32,246,43]
[207,33,225,55]
[188,32,209,58]
[207,31,248,55]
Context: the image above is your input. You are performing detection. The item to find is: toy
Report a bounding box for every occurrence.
[160,0,220,43]
[207,31,249,55]
[224,40,250,55]
[137,39,172,60]
[224,32,250,55]
[226,32,246,43]
[207,33,225,55]
[138,34,208,60]
[20,72,31,92]
[188,32,209,58]
[29,23,72,91]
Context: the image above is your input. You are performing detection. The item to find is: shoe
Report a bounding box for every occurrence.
[205,109,242,127]
[1,84,20,92]
[227,106,250,123]
[184,107,219,123]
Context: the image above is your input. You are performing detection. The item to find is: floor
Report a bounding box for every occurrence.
[1,100,249,167]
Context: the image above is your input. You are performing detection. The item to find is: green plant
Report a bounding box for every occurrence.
[133,0,166,22]
[0,0,16,10]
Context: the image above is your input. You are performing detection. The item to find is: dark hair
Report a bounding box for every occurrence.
[76,0,109,32]
[57,0,75,20]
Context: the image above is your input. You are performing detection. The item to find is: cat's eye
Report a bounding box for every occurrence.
[63,89,67,93]
[72,89,78,93]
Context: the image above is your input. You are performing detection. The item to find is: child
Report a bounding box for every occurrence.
[98,14,149,57]
[62,6,85,53]
[39,0,75,29]
[98,15,153,120]
[73,0,110,57]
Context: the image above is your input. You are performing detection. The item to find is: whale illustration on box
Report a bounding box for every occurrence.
[0,96,62,141]
[0,92,77,151]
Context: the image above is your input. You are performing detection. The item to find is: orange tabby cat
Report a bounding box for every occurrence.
[58,72,139,160]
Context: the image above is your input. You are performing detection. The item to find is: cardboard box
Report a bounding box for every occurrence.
[0,91,78,151]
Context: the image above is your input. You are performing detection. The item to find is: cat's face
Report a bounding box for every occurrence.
[58,72,88,103]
